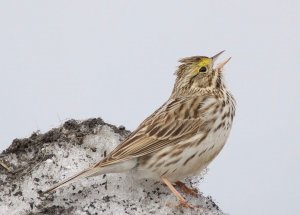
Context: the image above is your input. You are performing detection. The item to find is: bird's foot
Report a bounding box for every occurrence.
[177,199,195,209]
[175,181,199,197]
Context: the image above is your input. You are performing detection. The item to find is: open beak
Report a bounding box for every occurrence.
[212,50,225,64]
[215,57,231,71]
[211,50,231,71]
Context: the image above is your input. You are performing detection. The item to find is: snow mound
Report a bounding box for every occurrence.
[0,118,225,215]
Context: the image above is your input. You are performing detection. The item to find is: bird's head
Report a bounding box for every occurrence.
[173,51,231,96]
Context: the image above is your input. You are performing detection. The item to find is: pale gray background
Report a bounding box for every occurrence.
[0,1,299,214]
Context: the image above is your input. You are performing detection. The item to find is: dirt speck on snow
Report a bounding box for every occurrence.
[0,118,224,215]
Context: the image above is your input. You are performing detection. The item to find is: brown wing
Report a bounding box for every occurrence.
[95,95,213,167]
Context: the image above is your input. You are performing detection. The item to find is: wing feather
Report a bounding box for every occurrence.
[95,95,213,167]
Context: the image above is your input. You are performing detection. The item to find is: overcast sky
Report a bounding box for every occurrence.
[0,1,299,214]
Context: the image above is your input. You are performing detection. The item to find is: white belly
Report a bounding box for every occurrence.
[136,123,232,182]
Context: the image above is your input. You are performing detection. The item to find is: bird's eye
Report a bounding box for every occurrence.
[199,67,207,73]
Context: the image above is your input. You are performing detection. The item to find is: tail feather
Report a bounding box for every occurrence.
[44,166,106,194]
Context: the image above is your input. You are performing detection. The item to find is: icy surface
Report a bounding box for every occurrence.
[0,118,225,215]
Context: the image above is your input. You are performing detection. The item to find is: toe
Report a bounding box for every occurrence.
[178,199,194,209]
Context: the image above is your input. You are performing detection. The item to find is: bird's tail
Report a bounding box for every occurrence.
[44,165,108,194]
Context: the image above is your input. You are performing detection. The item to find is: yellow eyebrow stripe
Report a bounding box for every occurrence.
[198,58,211,67]
[191,58,211,75]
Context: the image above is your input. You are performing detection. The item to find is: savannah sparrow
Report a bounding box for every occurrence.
[45,51,236,208]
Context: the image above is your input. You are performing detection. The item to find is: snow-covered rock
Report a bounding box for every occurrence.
[0,118,225,215]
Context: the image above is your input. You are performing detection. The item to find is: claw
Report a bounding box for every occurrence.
[178,199,194,209]
[175,181,199,197]
[162,176,200,209]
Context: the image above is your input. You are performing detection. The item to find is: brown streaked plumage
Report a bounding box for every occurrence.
[44,51,236,208]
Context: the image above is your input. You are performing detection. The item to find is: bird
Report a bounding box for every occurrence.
[44,51,236,208]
